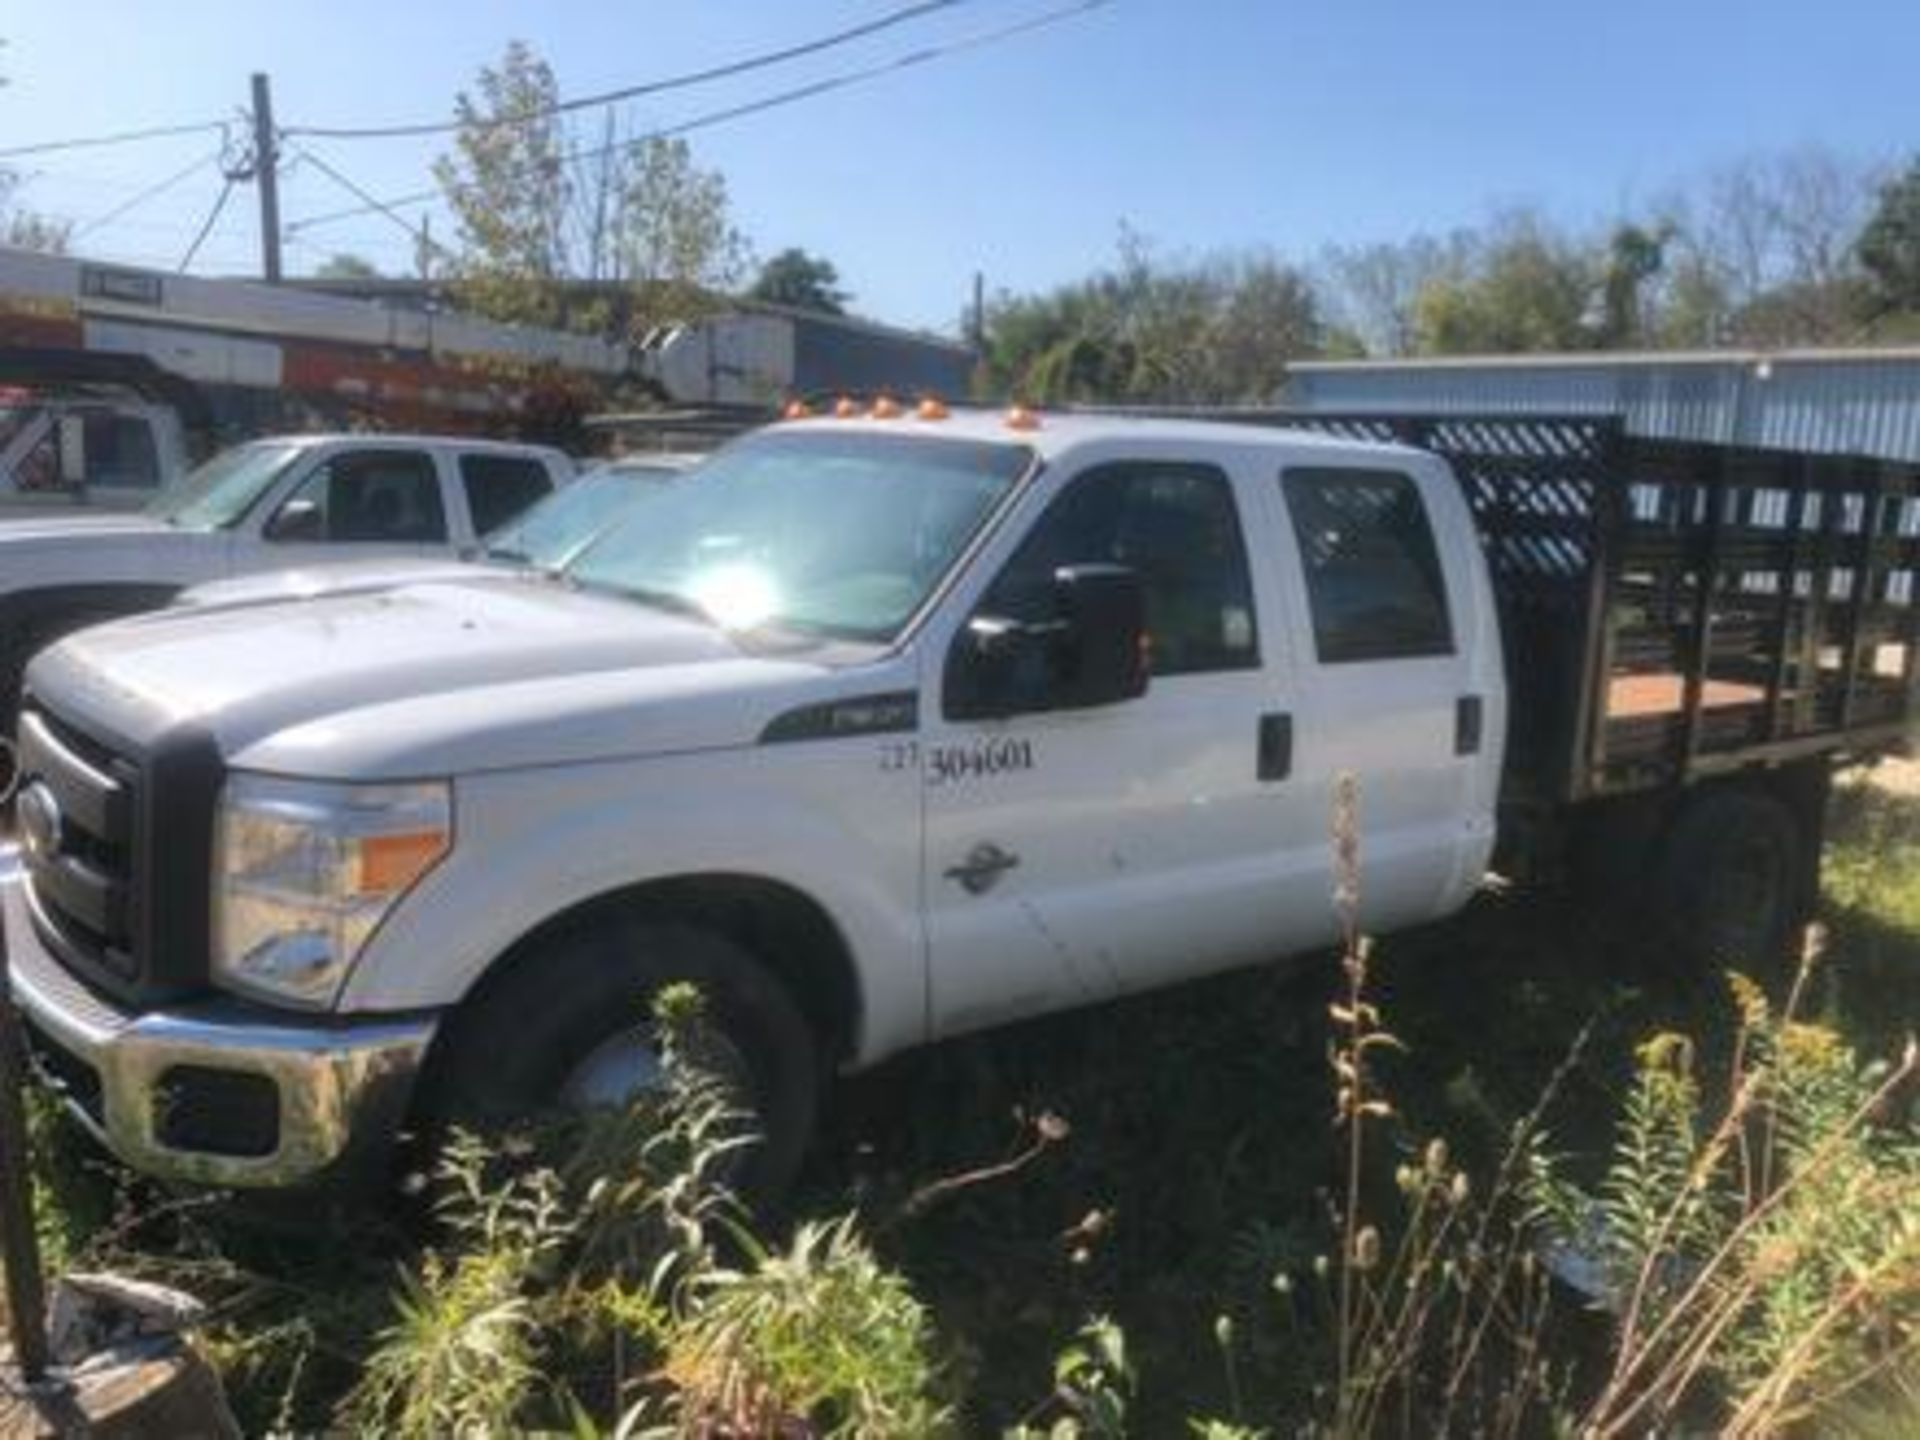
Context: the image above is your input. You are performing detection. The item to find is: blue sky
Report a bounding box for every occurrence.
[2,0,1915,333]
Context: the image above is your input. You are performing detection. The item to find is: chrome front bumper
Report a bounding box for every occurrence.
[2,857,438,1189]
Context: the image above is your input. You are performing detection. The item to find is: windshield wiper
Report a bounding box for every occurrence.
[575,577,712,622]
[484,543,532,564]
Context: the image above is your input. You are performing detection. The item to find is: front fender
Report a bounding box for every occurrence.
[334,746,925,1067]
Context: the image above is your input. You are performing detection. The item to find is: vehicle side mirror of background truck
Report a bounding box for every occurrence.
[265,498,324,542]
[946,563,1149,720]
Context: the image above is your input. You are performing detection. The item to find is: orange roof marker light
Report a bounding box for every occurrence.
[833,396,860,418]
[782,398,813,420]
[1005,403,1042,432]
[917,396,950,420]
[871,394,903,419]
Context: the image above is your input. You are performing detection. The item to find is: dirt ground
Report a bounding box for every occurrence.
[1863,754,1920,797]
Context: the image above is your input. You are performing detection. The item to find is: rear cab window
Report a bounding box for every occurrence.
[1281,467,1454,663]
[461,453,557,535]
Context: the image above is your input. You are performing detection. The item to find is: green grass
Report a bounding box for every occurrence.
[18,770,1920,1433]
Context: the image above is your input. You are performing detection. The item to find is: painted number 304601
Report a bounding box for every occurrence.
[925,737,1035,786]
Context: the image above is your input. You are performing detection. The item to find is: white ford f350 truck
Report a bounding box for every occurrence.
[4,406,1915,1195]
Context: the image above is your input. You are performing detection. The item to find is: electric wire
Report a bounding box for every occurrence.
[70,150,222,239]
[285,0,973,141]
[285,0,1109,236]
[178,176,238,271]
[0,118,228,162]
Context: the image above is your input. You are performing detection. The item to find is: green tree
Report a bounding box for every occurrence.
[0,40,68,253]
[1859,157,1920,316]
[313,252,382,281]
[1600,222,1671,348]
[748,248,849,315]
[980,229,1323,405]
[433,40,747,337]
[1412,212,1595,355]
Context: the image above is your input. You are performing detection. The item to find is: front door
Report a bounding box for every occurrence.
[246,447,453,572]
[920,456,1332,1040]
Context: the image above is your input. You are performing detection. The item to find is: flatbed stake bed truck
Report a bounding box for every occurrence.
[4,410,1914,1195]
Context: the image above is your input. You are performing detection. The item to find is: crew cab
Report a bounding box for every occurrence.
[4,408,1914,1196]
[0,432,574,789]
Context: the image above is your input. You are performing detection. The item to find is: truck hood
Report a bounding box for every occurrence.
[0,512,171,542]
[30,576,874,780]
[176,557,486,611]
[0,514,220,594]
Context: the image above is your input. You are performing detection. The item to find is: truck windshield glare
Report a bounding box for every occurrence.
[565,431,1032,639]
[146,441,303,531]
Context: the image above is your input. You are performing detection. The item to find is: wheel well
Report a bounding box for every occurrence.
[455,873,864,1067]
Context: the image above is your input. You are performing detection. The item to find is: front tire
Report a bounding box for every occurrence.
[426,919,820,1203]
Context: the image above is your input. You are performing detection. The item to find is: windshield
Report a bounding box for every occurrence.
[146,441,303,530]
[486,467,676,568]
[565,430,1031,640]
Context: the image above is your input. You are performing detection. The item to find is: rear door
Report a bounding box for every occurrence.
[456,452,560,553]
[1263,460,1498,929]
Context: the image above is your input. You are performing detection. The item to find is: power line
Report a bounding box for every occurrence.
[285,0,973,142]
[0,118,228,161]
[71,150,221,239]
[288,142,456,260]
[179,177,238,271]
[286,0,1110,237]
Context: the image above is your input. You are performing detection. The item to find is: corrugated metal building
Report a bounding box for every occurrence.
[1283,349,1920,463]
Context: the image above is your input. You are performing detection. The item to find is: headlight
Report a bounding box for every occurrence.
[213,774,452,1009]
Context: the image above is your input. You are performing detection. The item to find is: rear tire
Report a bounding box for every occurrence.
[1658,785,1802,974]
[425,919,820,1205]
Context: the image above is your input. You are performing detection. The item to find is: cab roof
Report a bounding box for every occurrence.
[762,406,1426,466]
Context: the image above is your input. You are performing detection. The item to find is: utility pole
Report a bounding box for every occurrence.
[971,270,986,354]
[250,72,282,284]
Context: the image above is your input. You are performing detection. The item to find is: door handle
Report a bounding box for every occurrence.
[945,842,1020,895]
[1455,695,1484,756]
[1258,712,1292,782]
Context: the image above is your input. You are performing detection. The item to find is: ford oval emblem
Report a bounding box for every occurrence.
[17,782,63,863]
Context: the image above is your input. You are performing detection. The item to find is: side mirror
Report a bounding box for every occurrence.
[946,563,1149,720]
[266,497,324,542]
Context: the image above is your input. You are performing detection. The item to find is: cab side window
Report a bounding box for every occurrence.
[460,454,554,535]
[273,449,447,544]
[1282,467,1453,663]
[983,461,1259,676]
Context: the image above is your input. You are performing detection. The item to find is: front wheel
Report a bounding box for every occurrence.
[425,920,820,1204]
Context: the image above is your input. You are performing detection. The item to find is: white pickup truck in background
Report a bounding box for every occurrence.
[0,432,575,787]
[4,406,1914,1197]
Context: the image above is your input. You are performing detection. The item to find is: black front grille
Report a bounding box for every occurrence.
[16,695,223,1005]
[17,707,140,982]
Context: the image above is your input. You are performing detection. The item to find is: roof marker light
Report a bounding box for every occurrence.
[833,396,860,418]
[783,398,813,420]
[917,396,950,420]
[1005,403,1042,431]
[871,394,902,419]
